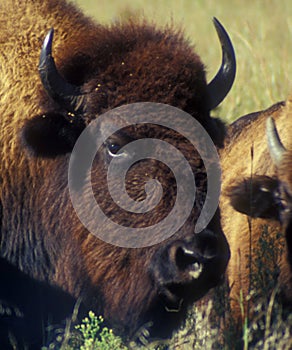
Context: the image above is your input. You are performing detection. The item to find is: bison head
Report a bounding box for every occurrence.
[7,18,234,342]
[225,115,292,307]
[227,117,291,247]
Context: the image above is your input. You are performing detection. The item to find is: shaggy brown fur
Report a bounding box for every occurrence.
[0,0,231,347]
[220,95,292,326]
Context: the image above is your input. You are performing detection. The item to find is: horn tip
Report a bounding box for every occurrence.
[43,28,54,55]
[39,28,54,71]
[212,17,220,27]
[266,116,275,130]
[266,115,286,165]
[212,17,226,37]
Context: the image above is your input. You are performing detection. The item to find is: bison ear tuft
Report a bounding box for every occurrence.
[227,175,281,220]
[22,113,85,158]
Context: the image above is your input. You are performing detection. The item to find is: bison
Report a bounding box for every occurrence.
[219,93,292,326]
[0,0,234,347]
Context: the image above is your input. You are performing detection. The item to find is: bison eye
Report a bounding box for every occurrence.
[107,142,121,154]
[106,141,128,159]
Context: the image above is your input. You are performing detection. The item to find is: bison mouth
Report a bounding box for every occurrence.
[149,230,229,314]
[160,258,226,314]
[138,237,228,341]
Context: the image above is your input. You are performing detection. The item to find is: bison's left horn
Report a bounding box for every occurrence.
[39,28,85,115]
[266,116,286,166]
[206,18,236,110]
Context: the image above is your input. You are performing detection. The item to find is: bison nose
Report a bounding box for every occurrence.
[174,230,219,269]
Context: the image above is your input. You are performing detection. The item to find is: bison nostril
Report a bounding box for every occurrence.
[175,246,198,270]
[174,246,203,280]
[196,231,218,259]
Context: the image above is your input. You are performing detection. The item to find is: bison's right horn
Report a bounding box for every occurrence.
[39,28,85,115]
[266,116,286,165]
[206,18,236,110]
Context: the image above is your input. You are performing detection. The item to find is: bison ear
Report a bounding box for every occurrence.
[227,175,280,220]
[22,113,85,158]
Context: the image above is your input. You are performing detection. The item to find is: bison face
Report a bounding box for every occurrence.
[227,175,282,220]
[22,106,231,340]
[64,104,230,339]
[227,117,292,271]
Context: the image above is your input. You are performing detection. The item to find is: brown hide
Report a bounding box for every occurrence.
[0,0,231,345]
[220,95,292,324]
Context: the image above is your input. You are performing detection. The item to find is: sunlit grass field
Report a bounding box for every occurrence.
[74,0,292,123]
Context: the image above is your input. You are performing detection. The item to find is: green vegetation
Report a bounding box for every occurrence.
[74,312,126,350]
[40,312,126,350]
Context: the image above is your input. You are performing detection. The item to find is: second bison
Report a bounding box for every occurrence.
[220,93,292,327]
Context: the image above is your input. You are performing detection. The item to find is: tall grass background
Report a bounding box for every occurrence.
[74,0,292,124]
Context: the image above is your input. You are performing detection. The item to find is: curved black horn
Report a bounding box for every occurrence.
[39,28,85,115]
[266,116,286,166]
[207,18,236,110]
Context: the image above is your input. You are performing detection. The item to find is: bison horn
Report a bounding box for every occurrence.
[266,116,286,165]
[207,18,236,110]
[39,28,85,115]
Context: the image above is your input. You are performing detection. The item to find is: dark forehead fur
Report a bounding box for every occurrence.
[51,20,226,146]
[49,21,211,130]
[61,22,207,118]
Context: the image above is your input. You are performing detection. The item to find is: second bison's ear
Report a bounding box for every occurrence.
[22,113,85,158]
[227,175,281,220]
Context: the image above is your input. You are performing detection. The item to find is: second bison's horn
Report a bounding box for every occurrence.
[206,18,236,110]
[39,28,85,115]
[266,116,286,166]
